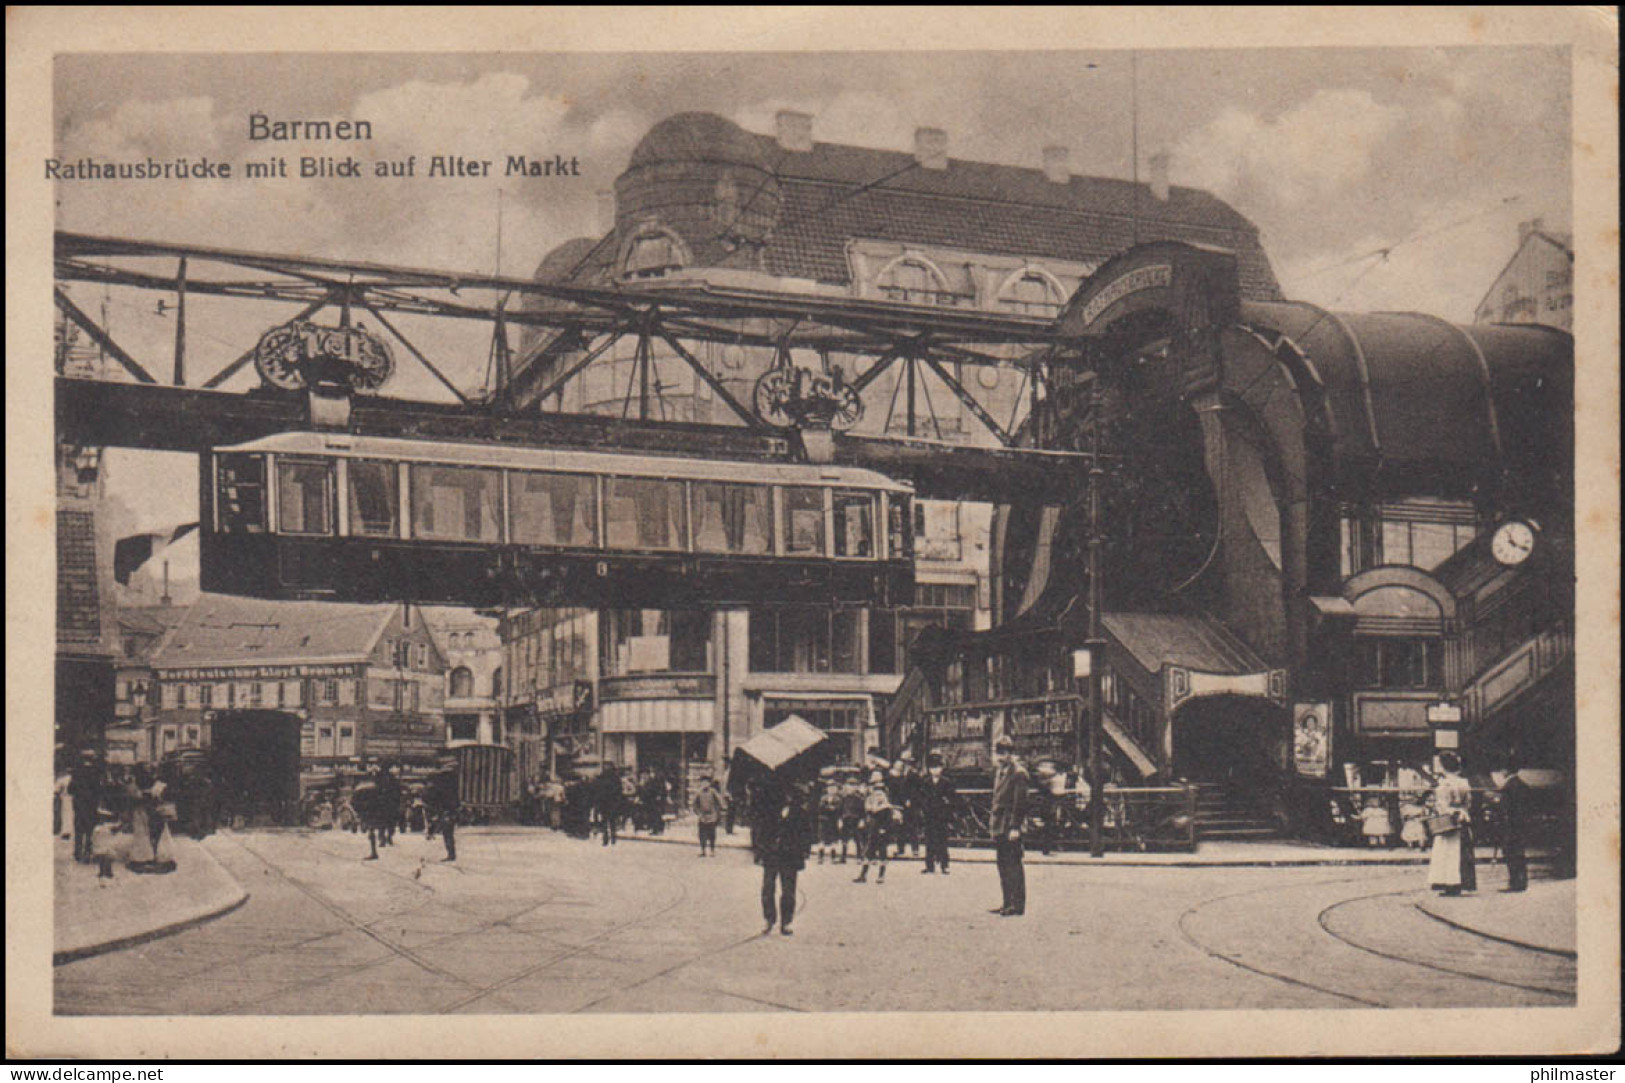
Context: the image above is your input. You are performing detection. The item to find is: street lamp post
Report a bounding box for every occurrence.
[1086,374,1107,859]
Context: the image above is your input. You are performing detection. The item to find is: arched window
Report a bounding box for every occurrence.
[997,267,1066,316]
[449,666,474,698]
[491,667,504,698]
[875,255,967,307]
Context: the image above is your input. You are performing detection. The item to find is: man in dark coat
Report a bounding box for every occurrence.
[1498,753,1531,892]
[69,750,102,863]
[353,767,384,860]
[917,752,957,875]
[752,777,810,936]
[989,736,1029,916]
[597,767,623,846]
[377,763,402,847]
[428,760,460,862]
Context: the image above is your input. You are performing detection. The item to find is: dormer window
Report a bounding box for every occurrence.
[623,226,688,279]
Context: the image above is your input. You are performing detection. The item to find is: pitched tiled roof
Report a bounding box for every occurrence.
[151,593,396,670]
[543,112,1282,300]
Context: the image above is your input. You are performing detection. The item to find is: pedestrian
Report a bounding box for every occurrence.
[1398,787,1429,850]
[989,735,1028,916]
[1032,760,1060,855]
[887,752,920,858]
[815,769,842,865]
[693,774,724,857]
[917,752,957,875]
[598,767,623,846]
[69,749,102,863]
[55,760,73,840]
[852,771,896,884]
[1427,752,1476,896]
[1498,752,1531,892]
[837,773,865,864]
[428,759,460,862]
[1359,795,1394,848]
[354,767,384,860]
[377,763,402,847]
[751,778,810,936]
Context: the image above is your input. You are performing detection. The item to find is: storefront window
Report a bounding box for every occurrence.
[782,487,825,556]
[832,491,876,558]
[692,482,773,555]
[347,460,399,538]
[411,465,502,542]
[511,471,598,548]
[604,478,687,551]
[277,460,334,536]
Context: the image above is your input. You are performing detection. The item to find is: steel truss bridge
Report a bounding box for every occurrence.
[53,232,1122,503]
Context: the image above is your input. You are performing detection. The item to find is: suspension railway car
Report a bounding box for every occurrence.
[201,432,915,608]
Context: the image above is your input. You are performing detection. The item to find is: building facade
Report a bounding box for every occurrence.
[503,111,1282,792]
[146,594,447,823]
[1473,218,1573,332]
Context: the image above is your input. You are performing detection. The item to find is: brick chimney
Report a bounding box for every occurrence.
[775,110,813,153]
[1148,151,1171,201]
[914,127,948,170]
[596,189,617,234]
[1042,145,1071,184]
[1518,217,1546,243]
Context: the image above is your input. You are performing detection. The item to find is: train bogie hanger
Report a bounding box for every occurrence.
[202,432,915,609]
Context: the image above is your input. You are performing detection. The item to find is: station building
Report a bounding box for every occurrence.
[910,242,1573,840]
[503,111,1283,794]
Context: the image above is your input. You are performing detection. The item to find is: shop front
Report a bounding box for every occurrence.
[597,673,717,804]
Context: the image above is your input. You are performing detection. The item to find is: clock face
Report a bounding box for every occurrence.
[1491,521,1536,565]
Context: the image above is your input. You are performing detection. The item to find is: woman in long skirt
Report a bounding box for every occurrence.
[1427,752,1476,895]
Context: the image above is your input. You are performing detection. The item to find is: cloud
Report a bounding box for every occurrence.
[60,95,226,161]
[1173,88,1406,209]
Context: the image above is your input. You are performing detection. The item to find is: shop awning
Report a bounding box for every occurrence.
[599,699,714,734]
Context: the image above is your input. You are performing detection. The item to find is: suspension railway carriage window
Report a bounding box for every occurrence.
[832,491,876,558]
[203,434,914,607]
[784,487,826,556]
[605,477,688,551]
[216,454,267,533]
[692,482,773,555]
[412,465,502,543]
[347,460,399,538]
[278,460,334,536]
[511,471,598,548]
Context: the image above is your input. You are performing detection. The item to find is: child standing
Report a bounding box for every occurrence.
[1398,792,1429,850]
[853,772,895,884]
[1359,795,1395,847]
[816,771,842,864]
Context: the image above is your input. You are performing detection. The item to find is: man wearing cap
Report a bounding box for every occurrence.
[989,736,1029,916]
[917,752,957,875]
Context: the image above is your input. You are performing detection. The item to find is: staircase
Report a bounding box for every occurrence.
[1192,782,1281,841]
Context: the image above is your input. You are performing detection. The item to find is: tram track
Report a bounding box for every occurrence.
[1177,870,1576,1009]
[205,830,803,1015]
[1316,892,1575,1001]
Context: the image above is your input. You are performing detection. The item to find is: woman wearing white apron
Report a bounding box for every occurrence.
[1427,753,1476,895]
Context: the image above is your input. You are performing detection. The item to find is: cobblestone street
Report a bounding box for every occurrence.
[54,827,1576,1015]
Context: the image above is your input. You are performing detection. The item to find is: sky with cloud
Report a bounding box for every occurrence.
[52,47,1570,536]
